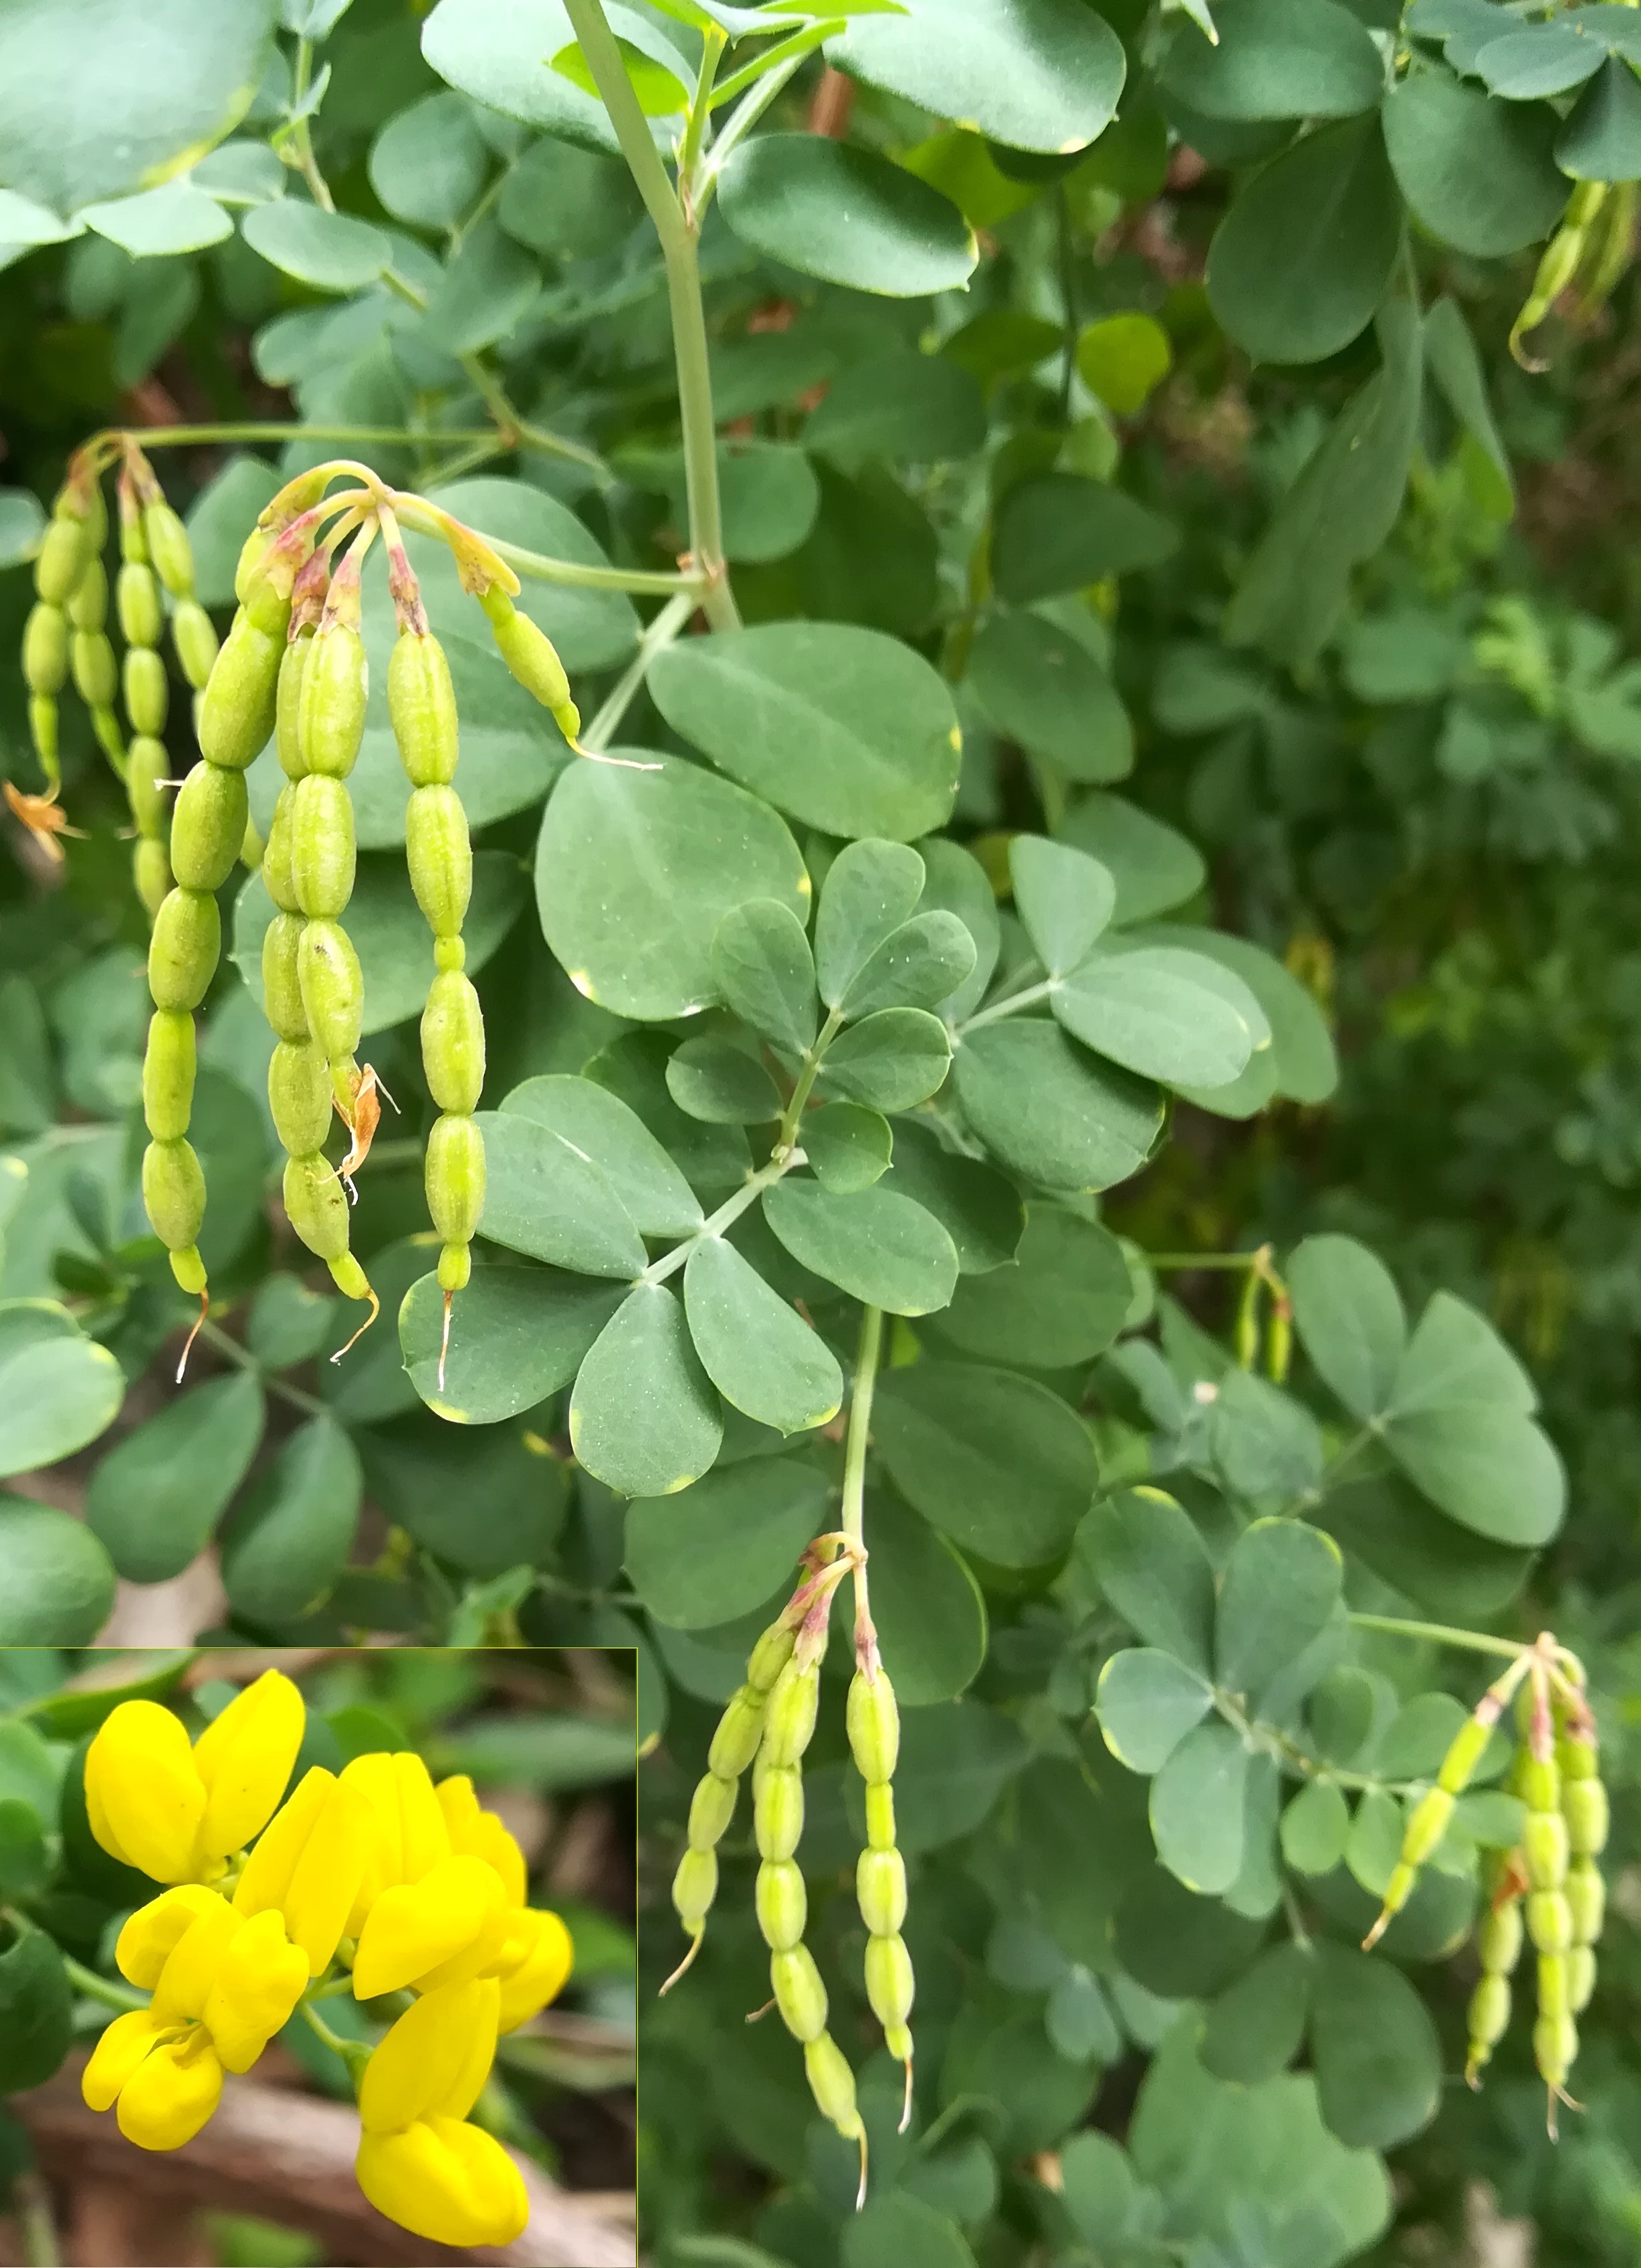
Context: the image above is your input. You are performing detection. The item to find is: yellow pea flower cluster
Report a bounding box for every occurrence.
[80,1670,572,2249]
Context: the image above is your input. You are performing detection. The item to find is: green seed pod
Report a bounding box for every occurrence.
[1519,1754,1559,1814]
[170,762,250,894]
[169,1244,207,1296]
[437,1241,470,1294]
[144,501,195,599]
[291,773,356,920]
[35,514,89,608]
[754,1765,804,1862]
[387,629,459,786]
[1478,1899,1524,1976]
[1524,1809,1569,1894]
[148,888,221,1012]
[1527,1889,1573,1956]
[27,695,59,776]
[755,1859,808,1954]
[171,598,218,691]
[67,556,107,632]
[123,645,169,738]
[480,588,580,740]
[328,1252,373,1305]
[425,1113,485,1245]
[235,524,276,604]
[420,971,485,1115]
[262,913,309,1042]
[748,1623,798,1693]
[762,1663,820,1770]
[71,629,118,709]
[435,937,465,974]
[22,602,68,695]
[1567,1856,1605,1944]
[128,735,170,838]
[142,1137,205,1252]
[671,1845,717,1931]
[802,2034,864,2143]
[1563,1778,1609,1857]
[686,1772,737,1851]
[276,629,315,782]
[134,839,172,919]
[91,704,126,770]
[261,786,299,915]
[1537,1949,1570,2022]
[847,1670,899,1787]
[1437,1714,1495,1796]
[116,560,162,650]
[199,608,282,772]
[1533,2009,1577,2087]
[856,1847,907,1938]
[269,1040,333,1158]
[1468,1973,1511,2053]
[283,1151,351,1263]
[141,1010,196,1143]
[864,1932,915,2031]
[1567,1945,1596,2013]
[865,1783,895,1854]
[1557,1727,1598,1781]
[707,1690,767,1782]
[405,784,472,937]
[298,623,368,778]
[770,1945,828,2043]
[298,919,364,1066]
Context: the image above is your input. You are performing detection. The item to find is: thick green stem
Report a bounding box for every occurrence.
[285,38,336,213]
[122,423,496,450]
[485,538,702,598]
[958,977,1057,1035]
[1348,1613,1529,1664]
[844,1305,885,1661]
[580,589,697,752]
[637,1158,791,1288]
[563,0,738,630]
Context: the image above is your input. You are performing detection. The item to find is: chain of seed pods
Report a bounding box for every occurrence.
[1511,181,1622,368]
[847,1651,913,2133]
[117,459,220,917]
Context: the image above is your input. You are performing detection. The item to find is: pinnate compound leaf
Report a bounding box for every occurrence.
[934,1204,1130,1369]
[421,0,621,152]
[1287,1232,1408,1420]
[1380,1403,1566,1547]
[0,1930,71,2092]
[80,180,232,256]
[666,1036,783,1126]
[1141,923,1338,1106]
[1210,1369,1324,1504]
[1383,68,1565,255]
[916,839,1000,1024]
[804,349,986,464]
[475,1111,647,1277]
[1052,943,1260,1091]
[837,912,977,1019]
[569,1282,722,1496]
[219,1413,362,1625]
[1162,0,1382,120]
[873,1361,1096,1566]
[992,474,1178,604]
[401,1265,625,1424]
[86,1371,265,1583]
[650,622,961,842]
[1149,1720,1250,1896]
[968,612,1133,784]
[816,839,927,1008]
[718,134,977,296]
[762,1179,958,1314]
[500,1075,702,1240]
[817,1008,952,1112]
[625,1454,830,1629]
[879,1120,1023,1272]
[712,901,818,1056]
[1215,1518,1343,1703]
[241,199,393,291]
[683,1236,844,1434]
[0,1494,116,1645]
[1095,1648,1213,1775]
[953,1021,1163,1191]
[1280,1778,1352,1876]
[1058,790,1206,925]
[1390,1289,1537,1413]
[1010,836,1116,978]
[1081,1487,1216,1674]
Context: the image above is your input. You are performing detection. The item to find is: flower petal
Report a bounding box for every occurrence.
[352,1855,504,2001]
[115,2035,223,2150]
[192,1670,306,1861]
[85,1702,205,1885]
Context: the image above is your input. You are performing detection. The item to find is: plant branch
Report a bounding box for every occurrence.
[637,1158,794,1289]
[284,39,336,213]
[841,1307,883,1561]
[1348,1613,1529,1664]
[197,1320,328,1419]
[957,978,1057,1034]
[60,1954,147,2013]
[580,589,698,752]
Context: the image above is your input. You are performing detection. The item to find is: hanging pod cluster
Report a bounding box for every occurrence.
[132,461,582,1376]
[1511,179,1638,368]
[1363,1633,1608,2132]
[665,1541,912,2206]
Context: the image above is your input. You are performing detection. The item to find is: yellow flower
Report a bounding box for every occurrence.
[354,1978,528,2248]
[85,1670,305,1886]
[339,1750,453,1924]
[231,1765,374,1977]
[82,1887,308,2148]
[437,1773,528,1904]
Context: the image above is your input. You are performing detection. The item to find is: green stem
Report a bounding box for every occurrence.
[1056,183,1077,424]
[197,1319,328,1420]
[1348,1613,1528,1664]
[456,350,609,479]
[15,2174,60,2268]
[60,1953,147,2013]
[709,25,832,118]
[958,978,1057,1034]
[1145,1251,1273,1271]
[123,423,498,450]
[637,1157,792,1288]
[679,25,728,191]
[774,1007,842,1155]
[563,0,738,631]
[299,1997,370,2077]
[286,39,336,213]
[842,1306,883,1561]
[580,588,697,752]
[699,49,810,194]
[485,537,702,598]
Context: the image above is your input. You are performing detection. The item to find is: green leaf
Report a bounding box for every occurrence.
[1201,1941,1313,2085]
[625,1453,829,1628]
[1162,0,1383,120]
[474,1110,647,1276]
[1096,1648,1213,1774]
[369,90,491,227]
[1310,1943,1442,2150]
[1058,790,1206,925]
[803,1103,893,1193]
[241,198,393,291]
[1210,1369,1324,1502]
[588,1032,753,1202]
[667,1036,784,1125]
[1010,836,1116,977]
[219,1413,362,1625]
[0,1302,124,1478]
[0,0,276,213]
[829,0,1125,154]
[314,1238,427,1429]
[570,1282,722,1496]
[1381,1403,1566,1547]
[992,474,1178,604]
[1077,312,1173,417]
[1390,1290,1537,1413]
[718,134,977,296]
[879,1121,1022,1272]
[1424,296,1514,516]
[415,475,637,676]
[1058,2132,1139,2249]
[1114,1862,1267,1997]
[80,179,232,255]
[1148,1719,1250,1895]
[873,1361,1096,1565]
[712,902,819,1056]
[953,1021,1163,1192]
[498,134,640,259]
[649,622,961,843]
[1319,1471,1535,1622]
[762,1179,958,1314]
[401,1264,625,1425]
[1215,1518,1343,1703]
[361,1412,565,1575]
[816,1008,952,1111]
[683,1236,843,1434]
[1052,943,1260,1090]
[501,1074,703,1239]
[849,1698,1027,1854]
[837,914,977,1020]
[1384,68,1565,253]
[865,1489,988,1705]
[536,755,810,1022]
[0,1801,48,1900]
[969,614,1133,783]
[816,839,927,1008]
[86,1371,264,1584]
[1141,925,1339,1106]
[0,1930,70,2093]
[1287,1232,1408,1420]
[421,0,621,153]
[421,214,542,355]
[917,839,1000,1024]
[843,2189,978,2268]
[0,192,79,250]
[804,350,987,464]
[1280,1779,1351,1876]
[1557,51,1641,179]
[1082,1486,1216,1674]
[933,1204,1131,1368]
[1207,114,1402,365]
[0,1494,116,1644]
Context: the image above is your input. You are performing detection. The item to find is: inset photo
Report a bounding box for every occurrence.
[0,1646,635,2267]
